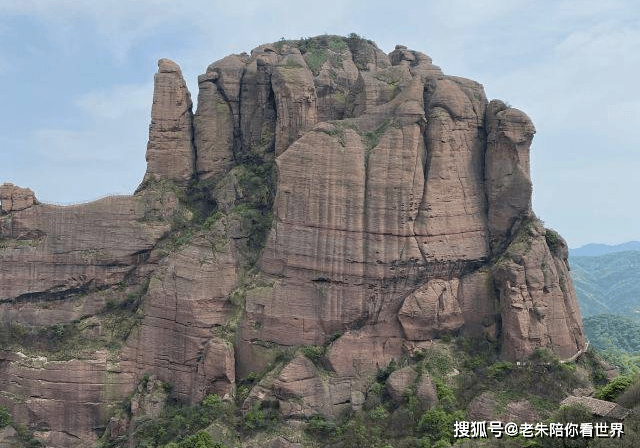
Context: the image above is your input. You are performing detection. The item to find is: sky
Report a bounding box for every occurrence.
[1,0,638,248]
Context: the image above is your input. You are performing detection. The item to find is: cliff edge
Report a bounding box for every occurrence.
[0,35,585,447]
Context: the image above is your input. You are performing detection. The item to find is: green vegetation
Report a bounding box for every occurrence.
[299,344,459,447]
[243,401,280,431]
[0,405,11,428]
[457,342,586,415]
[225,159,277,265]
[14,424,43,448]
[101,391,236,448]
[288,35,350,75]
[419,407,465,444]
[302,345,326,364]
[545,228,561,255]
[584,314,640,373]
[0,235,43,250]
[140,160,276,265]
[595,375,634,401]
[362,118,392,153]
[100,377,284,448]
[143,146,277,264]
[318,119,359,147]
[0,281,148,361]
[570,250,640,319]
[87,333,635,447]
[0,407,43,448]
[373,66,404,86]
[345,33,375,70]
[302,332,342,366]
[328,35,347,53]
[297,340,601,447]
[164,430,225,448]
[581,345,610,386]
[303,46,327,75]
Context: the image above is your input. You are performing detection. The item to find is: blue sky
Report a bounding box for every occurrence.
[1,0,638,248]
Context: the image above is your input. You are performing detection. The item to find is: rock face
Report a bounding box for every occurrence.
[0,183,36,213]
[0,350,134,447]
[0,36,586,446]
[141,58,195,186]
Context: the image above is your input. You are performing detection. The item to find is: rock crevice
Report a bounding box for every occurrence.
[0,36,586,447]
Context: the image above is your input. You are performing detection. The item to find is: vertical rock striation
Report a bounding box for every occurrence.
[141,58,196,186]
[485,99,535,255]
[0,36,586,446]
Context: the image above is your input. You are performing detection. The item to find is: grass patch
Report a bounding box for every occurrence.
[596,375,634,401]
[303,47,327,75]
[457,346,586,415]
[328,36,347,53]
[545,228,561,255]
[0,281,149,361]
[0,406,11,428]
[303,345,326,364]
[101,390,237,448]
[292,35,349,75]
[362,119,392,153]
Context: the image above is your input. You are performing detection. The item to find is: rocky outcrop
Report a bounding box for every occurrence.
[272,355,351,419]
[386,366,437,408]
[0,189,175,302]
[141,58,195,186]
[121,224,239,403]
[0,350,133,446]
[0,35,587,446]
[493,221,585,360]
[485,100,535,254]
[0,183,36,213]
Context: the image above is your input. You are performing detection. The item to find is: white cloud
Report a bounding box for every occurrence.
[2,0,639,244]
[74,83,152,120]
[25,82,152,202]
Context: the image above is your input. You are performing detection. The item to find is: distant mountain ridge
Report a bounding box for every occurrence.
[570,241,640,257]
[584,314,640,355]
[570,250,640,319]
[583,314,640,373]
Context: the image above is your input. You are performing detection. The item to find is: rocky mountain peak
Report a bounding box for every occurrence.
[0,35,586,447]
[140,57,195,187]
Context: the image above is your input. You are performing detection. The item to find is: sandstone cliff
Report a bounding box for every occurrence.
[0,35,586,447]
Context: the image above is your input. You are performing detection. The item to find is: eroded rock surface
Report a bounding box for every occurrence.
[0,35,586,446]
[141,58,195,186]
[0,183,36,213]
[0,350,133,446]
[493,222,585,360]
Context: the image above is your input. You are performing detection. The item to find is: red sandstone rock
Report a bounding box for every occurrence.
[141,58,195,186]
[0,183,36,212]
[0,36,588,446]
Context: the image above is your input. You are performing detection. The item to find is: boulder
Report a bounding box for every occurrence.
[387,366,417,403]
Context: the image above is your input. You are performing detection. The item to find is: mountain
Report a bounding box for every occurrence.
[583,314,640,374]
[584,314,640,354]
[0,35,588,447]
[570,241,640,257]
[570,251,640,320]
